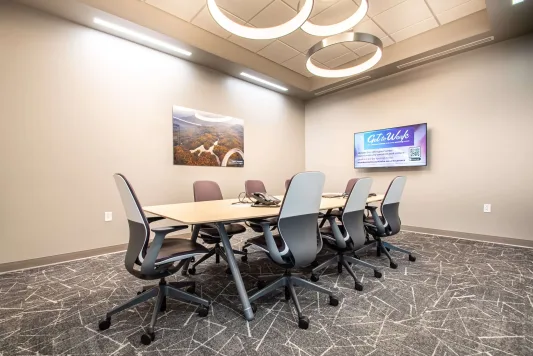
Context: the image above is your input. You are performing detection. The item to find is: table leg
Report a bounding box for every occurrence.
[319,209,332,228]
[215,222,254,321]
[182,225,201,276]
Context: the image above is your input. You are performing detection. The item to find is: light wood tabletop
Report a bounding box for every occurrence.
[143,194,384,225]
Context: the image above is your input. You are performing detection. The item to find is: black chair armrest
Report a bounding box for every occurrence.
[147,216,166,224]
[151,225,188,235]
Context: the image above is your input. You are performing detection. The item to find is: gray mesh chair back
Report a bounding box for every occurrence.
[277,172,325,268]
[114,174,151,277]
[342,177,373,248]
[344,178,358,195]
[245,180,267,198]
[381,176,406,235]
[193,181,223,202]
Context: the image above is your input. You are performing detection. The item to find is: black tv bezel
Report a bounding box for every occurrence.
[353,123,428,169]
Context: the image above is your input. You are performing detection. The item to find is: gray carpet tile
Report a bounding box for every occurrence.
[1,230,532,355]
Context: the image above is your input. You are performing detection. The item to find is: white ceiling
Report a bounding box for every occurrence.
[140,0,486,77]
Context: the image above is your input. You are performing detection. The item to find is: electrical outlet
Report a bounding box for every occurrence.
[105,212,113,221]
[483,204,491,213]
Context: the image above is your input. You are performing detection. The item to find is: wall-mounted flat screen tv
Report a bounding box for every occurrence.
[354,123,427,168]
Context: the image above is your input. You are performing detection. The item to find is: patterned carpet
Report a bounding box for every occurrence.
[1,230,532,356]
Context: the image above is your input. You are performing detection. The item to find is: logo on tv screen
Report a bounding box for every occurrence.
[364,126,415,150]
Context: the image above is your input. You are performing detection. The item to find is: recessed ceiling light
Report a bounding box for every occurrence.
[240,73,288,92]
[306,32,383,78]
[93,18,192,56]
[301,0,368,37]
[207,0,314,40]
[512,0,524,4]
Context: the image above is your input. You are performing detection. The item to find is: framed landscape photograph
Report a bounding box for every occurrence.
[172,106,244,167]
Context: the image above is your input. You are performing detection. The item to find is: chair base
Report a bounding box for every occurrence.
[188,243,245,275]
[99,278,210,345]
[248,271,338,329]
[311,251,382,290]
[357,237,416,269]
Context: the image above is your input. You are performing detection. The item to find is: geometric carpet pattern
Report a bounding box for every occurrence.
[1,230,532,355]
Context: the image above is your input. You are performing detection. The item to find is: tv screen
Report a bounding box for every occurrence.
[354,123,427,168]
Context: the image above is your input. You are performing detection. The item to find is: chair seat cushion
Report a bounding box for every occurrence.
[154,237,209,264]
[199,223,246,240]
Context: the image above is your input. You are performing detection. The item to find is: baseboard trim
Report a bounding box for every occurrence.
[402,225,533,249]
[0,243,128,274]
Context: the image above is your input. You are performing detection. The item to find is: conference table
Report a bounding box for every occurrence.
[143,193,384,321]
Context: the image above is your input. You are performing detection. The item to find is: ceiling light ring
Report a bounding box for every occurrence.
[207,0,314,40]
[306,32,383,78]
[301,0,369,37]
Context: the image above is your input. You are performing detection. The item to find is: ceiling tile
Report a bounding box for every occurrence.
[280,29,324,53]
[352,19,387,38]
[310,43,350,63]
[436,0,486,25]
[325,51,358,68]
[362,0,408,18]
[310,0,342,17]
[144,0,206,22]
[191,6,245,38]
[257,40,300,63]
[281,0,301,10]
[281,53,314,77]
[216,0,274,22]
[249,0,296,28]
[390,17,438,42]
[373,0,433,34]
[228,34,275,52]
[309,0,363,26]
[425,0,470,14]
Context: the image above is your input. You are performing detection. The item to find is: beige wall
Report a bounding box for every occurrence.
[305,34,533,241]
[0,3,305,264]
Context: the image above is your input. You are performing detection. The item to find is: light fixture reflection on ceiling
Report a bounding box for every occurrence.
[512,0,524,4]
[240,73,289,92]
[301,0,368,37]
[93,18,192,56]
[207,0,314,40]
[306,32,383,78]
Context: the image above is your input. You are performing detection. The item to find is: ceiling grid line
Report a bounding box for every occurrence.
[423,0,441,25]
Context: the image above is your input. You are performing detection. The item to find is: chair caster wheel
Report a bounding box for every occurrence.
[310,274,319,282]
[390,261,398,269]
[159,298,167,312]
[354,282,364,291]
[98,318,111,331]
[251,303,257,313]
[257,280,266,290]
[140,332,155,345]
[298,316,309,330]
[329,296,339,306]
[311,260,319,268]
[374,270,382,278]
[284,287,290,301]
[386,247,390,252]
[225,268,232,275]
[188,268,196,275]
[186,285,196,294]
[241,255,248,262]
[137,291,142,295]
[190,257,195,263]
[197,305,209,317]
[409,255,416,262]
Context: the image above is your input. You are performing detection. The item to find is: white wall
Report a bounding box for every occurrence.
[305,34,533,241]
[0,3,305,264]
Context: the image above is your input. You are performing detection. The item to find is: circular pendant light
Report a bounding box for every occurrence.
[306,32,383,78]
[207,0,315,40]
[301,0,368,37]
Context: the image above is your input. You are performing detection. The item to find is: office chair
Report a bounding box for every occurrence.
[188,180,247,274]
[245,172,339,329]
[319,178,358,228]
[99,174,210,346]
[363,176,416,269]
[311,178,382,291]
[241,180,278,257]
[284,178,291,191]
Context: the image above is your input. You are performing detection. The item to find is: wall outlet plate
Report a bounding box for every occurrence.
[105,212,113,221]
[483,204,491,213]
